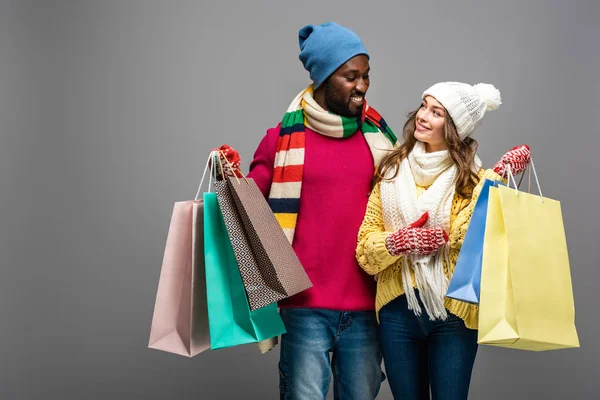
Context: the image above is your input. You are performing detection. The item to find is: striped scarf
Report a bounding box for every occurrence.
[268,85,397,243]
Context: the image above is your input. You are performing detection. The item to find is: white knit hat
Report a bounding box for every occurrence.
[422,82,502,139]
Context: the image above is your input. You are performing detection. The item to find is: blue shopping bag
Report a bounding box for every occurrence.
[446,179,502,304]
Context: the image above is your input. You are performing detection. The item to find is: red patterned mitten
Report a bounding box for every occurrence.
[210,144,243,180]
[493,144,531,177]
[385,212,449,256]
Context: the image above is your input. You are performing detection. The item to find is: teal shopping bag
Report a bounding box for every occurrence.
[203,192,285,350]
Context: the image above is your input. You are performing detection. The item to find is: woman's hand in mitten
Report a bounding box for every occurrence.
[493,144,531,177]
[385,212,449,256]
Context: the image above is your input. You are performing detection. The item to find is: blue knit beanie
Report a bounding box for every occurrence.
[298,22,369,89]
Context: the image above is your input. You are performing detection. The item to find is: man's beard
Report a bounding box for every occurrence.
[323,82,361,118]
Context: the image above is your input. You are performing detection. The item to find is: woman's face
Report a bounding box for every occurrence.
[414,96,448,152]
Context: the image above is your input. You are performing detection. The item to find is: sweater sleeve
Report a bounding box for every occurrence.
[356,182,403,275]
[247,125,280,198]
[450,168,504,247]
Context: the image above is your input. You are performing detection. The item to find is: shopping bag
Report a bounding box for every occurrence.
[204,191,286,350]
[214,180,289,310]
[447,179,499,304]
[227,178,312,305]
[148,163,213,357]
[478,162,579,351]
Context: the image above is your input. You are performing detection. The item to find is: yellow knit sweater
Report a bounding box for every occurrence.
[356,168,502,329]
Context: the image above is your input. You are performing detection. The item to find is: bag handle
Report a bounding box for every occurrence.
[505,152,544,203]
[194,149,251,200]
[215,149,251,185]
[502,163,526,189]
[194,150,222,200]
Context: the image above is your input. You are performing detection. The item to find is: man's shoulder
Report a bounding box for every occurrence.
[266,123,282,137]
[251,123,282,156]
[260,123,282,149]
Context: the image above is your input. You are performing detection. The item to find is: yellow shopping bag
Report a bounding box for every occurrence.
[478,163,579,351]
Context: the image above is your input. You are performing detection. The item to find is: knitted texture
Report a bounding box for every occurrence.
[268,85,397,243]
[298,22,369,89]
[248,124,385,311]
[211,144,243,180]
[385,212,448,256]
[379,141,477,320]
[493,144,531,177]
[422,82,502,139]
[356,168,503,329]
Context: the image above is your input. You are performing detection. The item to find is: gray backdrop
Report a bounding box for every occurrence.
[1,0,598,399]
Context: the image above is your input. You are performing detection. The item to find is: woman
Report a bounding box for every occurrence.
[355,81,530,399]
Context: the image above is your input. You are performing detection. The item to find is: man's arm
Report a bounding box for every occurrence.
[247,126,279,198]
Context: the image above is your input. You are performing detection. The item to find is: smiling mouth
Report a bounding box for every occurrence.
[417,122,430,131]
[350,95,364,105]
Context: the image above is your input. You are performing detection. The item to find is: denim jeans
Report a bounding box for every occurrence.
[379,295,478,400]
[278,308,383,400]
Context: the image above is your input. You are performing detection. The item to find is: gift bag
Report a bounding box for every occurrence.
[204,191,286,349]
[447,179,499,304]
[227,177,312,305]
[148,159,214,357]
[478,162,579,351]
[214,180,289,311]
[211,149,312,312]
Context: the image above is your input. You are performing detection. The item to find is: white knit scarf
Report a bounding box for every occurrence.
[380,140,481,320]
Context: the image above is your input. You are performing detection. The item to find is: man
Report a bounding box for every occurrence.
[220,22,397,399]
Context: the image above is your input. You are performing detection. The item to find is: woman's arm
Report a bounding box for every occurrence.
[356,183,403,275]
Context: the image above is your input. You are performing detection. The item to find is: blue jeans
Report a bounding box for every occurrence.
[278,308,383,400]
[379,295,478,400]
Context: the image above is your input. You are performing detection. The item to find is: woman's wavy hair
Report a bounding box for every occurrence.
[374,104,480,198]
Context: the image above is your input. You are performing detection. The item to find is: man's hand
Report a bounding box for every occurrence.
[210,144,243,180]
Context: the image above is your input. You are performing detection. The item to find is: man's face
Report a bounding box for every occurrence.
[322,55,370,117]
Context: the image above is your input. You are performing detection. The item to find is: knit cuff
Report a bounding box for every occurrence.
[357,232,400,275]
[386,232,403,256]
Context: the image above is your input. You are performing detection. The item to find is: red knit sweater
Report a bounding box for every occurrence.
[247,124,376,311]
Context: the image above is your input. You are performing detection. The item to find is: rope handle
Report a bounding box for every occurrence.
[505,152,544,203]
[194,151,221,200]
[216,149,250,185]
[194,149,250,200]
